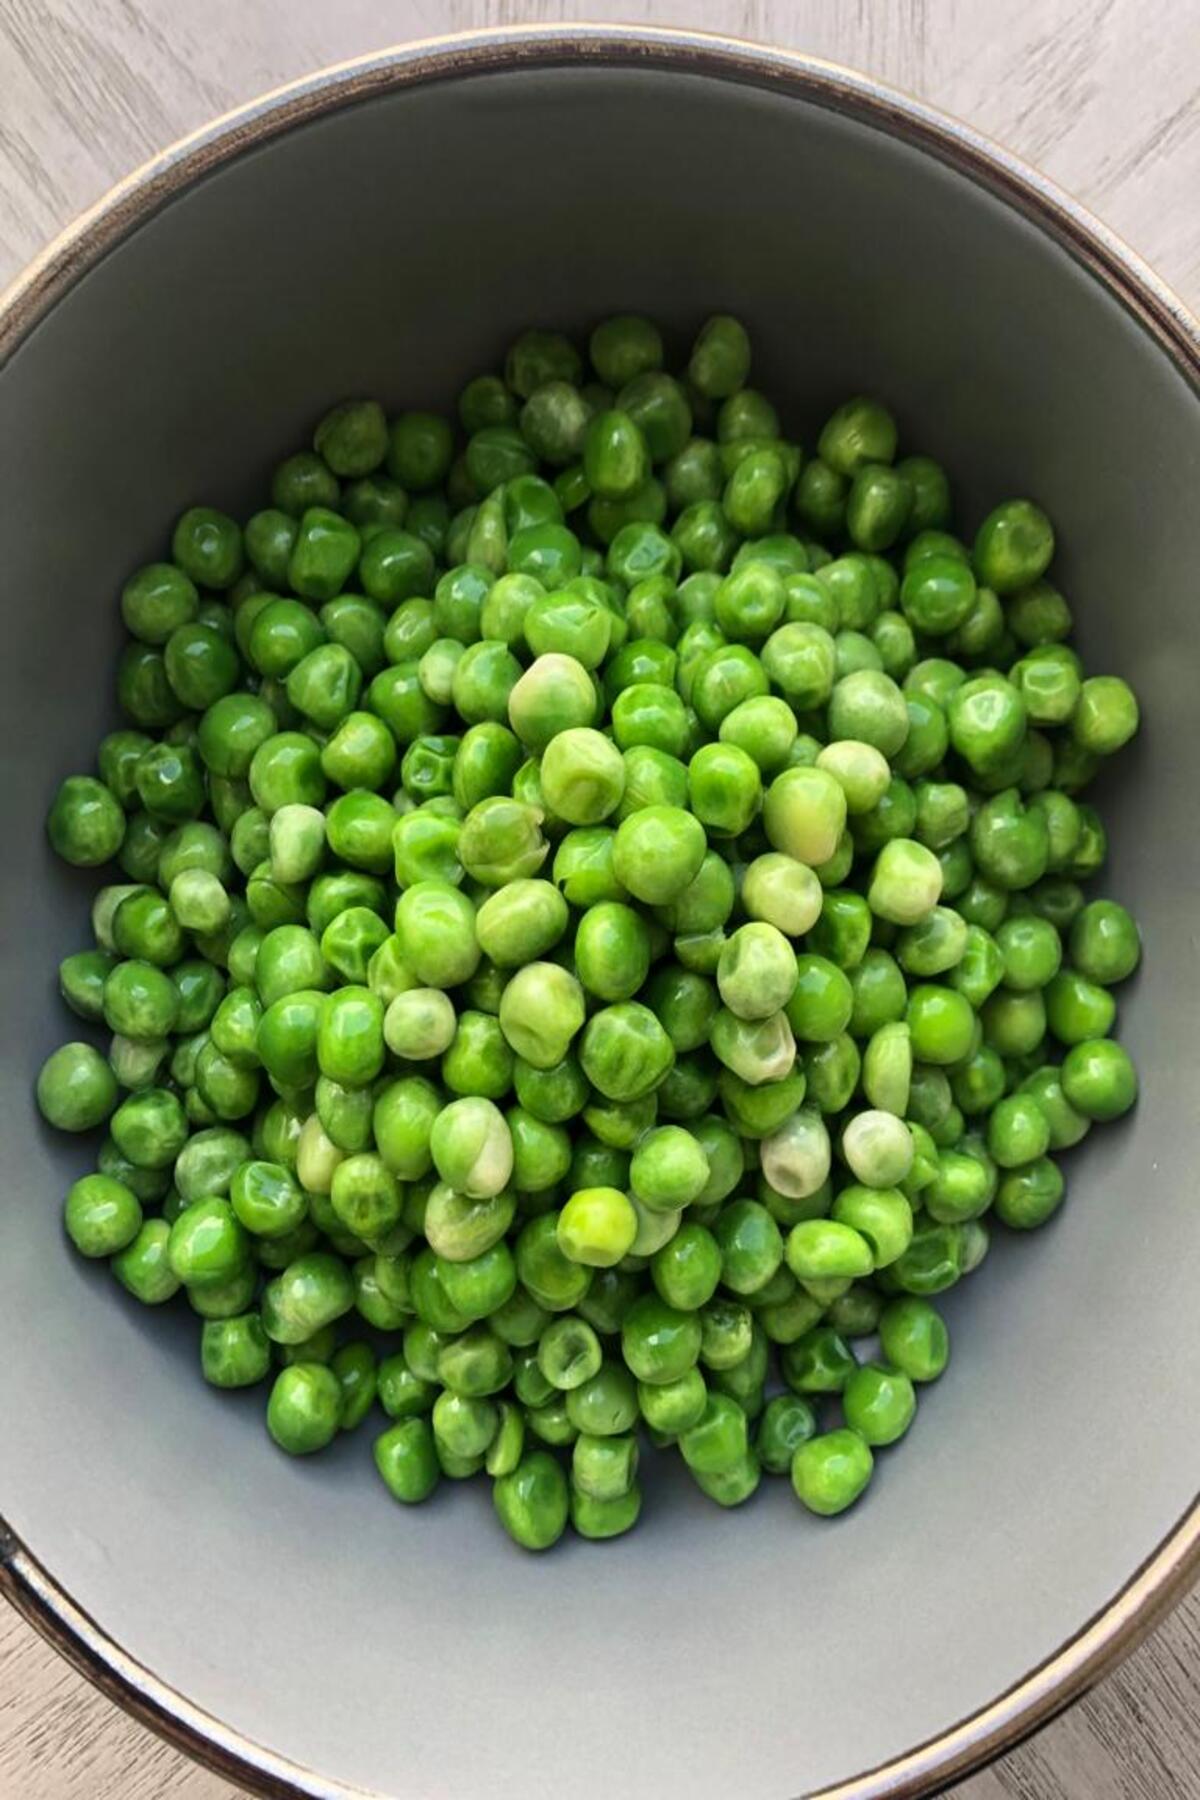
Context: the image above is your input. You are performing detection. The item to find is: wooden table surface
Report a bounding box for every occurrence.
[3,2,1200,1796]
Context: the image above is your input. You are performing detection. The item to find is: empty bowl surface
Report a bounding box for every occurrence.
[2,29,1199,1800]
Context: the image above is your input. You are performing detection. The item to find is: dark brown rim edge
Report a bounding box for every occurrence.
[2,25,1199,1800]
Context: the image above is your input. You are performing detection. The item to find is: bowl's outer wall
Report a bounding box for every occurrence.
[1,66,1198,1800]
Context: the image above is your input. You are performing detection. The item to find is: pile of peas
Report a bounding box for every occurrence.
[37,313,1142,1547]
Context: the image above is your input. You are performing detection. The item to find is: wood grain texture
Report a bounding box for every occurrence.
[2,2,1200,1797]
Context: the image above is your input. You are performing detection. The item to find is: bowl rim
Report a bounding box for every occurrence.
[2,23,1199,1800]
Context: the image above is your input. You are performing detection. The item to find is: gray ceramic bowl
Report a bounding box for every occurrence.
[3,27,1199,1800]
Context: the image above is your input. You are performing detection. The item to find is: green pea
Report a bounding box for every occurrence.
[621,1295,702,1385]
[378,988,452,1065]
[1044,968,1116,1044]
[532,1314,600,1392]
[863,837,941,927]
[432,1391,498,1465]
[326,1152,400,1247]
[474,879,567,969]
[818,396,896,476]
[642,1218,719,1310]
[762,765,847,868]
[492,1450,569,1551]
[504,655,593,755]
[900,553,976,636]
[994,1157,1066,1229]
[580,1002,675,1103]
[201,1313,272,1389]
[354,524,436,610]
[889,1219,965,1294]
[441,1009,513,1099]
[550,829,622,910]
[681,741,759,839]
[451,797,541,889]
[393,880,478,988]
[879,1297,949,1381]
[574,902,652,1002]
[56,949,115,1024]
[678,1391,748,1476]
[502,331,580,400]
[418,1092,510,1200]
[172,505,243,590]
[687,315,751,399]
[691,1453,761,1507]
[46,773,127,866]
[108,888,180,967]
[389,803,460,886]
[546,1184,635,1268]
[713,1200,784,1296]
[625,1364,704,1444]
[64,1173,143,1258]
[516,379,589,467]
[371,1417,439,1502]
[504,1110,569,1194]
[1069,899,1141,984]
[749,1394,814,1476]
[843,1363,916,1446]
[261,1251,355,1346]
[498,962,586,1069]
[895,906,966,981]
[946,680,1024,786]
[121,562,199,644]
[324,1340,377,1432]
[162,620,239,712]
[112,1219,181,1304]
[228,1159,304,1238]
[994,914,1061,992]
[270,449,339,515]
[239,514,296,593]
[116,643,186,729]
[846,464,911,551]
[592,802,697,906]
[375,1344,434,1419]
[167,1197,248,1289]
[605,373,687,471]
[842,953,901,1042]
[310,1080,370,1158]
[583,316,659,391]
[1070,675,1140,755]
[706,1004,791,1085]
[311,986,382,1088]
[905,984,976,1065]
[105,1084,187,1167]
[475,1401,524,1479]
[610,685,688,764]
[581,408,648,500]
[939,922,1000,1014]
[974,499,1054,593]
[776,956,846,1049]
[748,1115,825,1217]
[985,1092,1051,1168]
[885,458,943,536]
[438,1322,515,1402]
[785,1221,873,1285]
[537,728,625,827]
[717,1052,804,1136]
[668,497,734,575]
[316,905,386,986]
[1060,1038,1137,1121]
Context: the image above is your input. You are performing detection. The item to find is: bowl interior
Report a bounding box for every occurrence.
[3,55,1200,1800]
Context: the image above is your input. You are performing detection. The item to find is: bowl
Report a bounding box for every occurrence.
[3,26,1199,1800]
